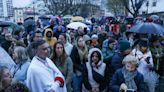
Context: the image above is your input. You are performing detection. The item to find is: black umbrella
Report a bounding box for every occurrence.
[0,21,14,27]
[23,19,36,34]
[128,22,164,35]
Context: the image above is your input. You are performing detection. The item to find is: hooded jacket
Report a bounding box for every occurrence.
[82,48,110,92]
[44,28,57,47]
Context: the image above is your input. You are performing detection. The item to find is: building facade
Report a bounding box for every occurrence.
[14,8,24,23]
[0,0,13,21]
[140,0,164,14]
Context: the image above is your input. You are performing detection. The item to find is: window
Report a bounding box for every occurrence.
[152,1,157,7]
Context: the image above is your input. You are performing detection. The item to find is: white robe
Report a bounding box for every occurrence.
[26,56,67,92]
[0,46,15,69]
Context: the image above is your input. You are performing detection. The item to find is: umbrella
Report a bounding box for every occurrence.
[67,22,89,30]
[63,15,73,19]
[149,15,160,21]
[0,21,17,27]
[23,19,36,34]
[71,16,84,21]
[128,22,164,35]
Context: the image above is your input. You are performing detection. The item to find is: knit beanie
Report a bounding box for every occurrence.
[119,39,131,52]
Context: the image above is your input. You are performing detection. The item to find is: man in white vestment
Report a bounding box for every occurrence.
[26,39,67,92]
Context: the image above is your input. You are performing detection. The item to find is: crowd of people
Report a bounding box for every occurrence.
[0,16,164,92]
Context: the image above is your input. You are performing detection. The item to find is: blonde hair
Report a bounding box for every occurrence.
[14,46,28,63]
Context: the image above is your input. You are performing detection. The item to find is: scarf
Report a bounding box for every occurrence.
[122,67,137,91]
[77,46,88,63]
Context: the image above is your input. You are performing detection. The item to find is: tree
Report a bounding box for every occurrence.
[43,0,100,17]
[123,0,147,17]
[107,0,147,17]
[106,0,125,16]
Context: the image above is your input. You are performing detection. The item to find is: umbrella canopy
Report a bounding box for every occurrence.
[0,21,17,27]
[128,22,164,35]
[71,16,84,21]
[63,15,73,19]
[23,19,36,34]
[149,15,160,21]
[67,22,89,30]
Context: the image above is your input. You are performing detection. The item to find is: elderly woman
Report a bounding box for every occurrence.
[110,54,145,92]
[10,46,30,83]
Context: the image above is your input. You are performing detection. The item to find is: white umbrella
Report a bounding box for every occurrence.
[67,22,89,30]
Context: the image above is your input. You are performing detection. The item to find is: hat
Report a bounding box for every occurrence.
[119,39,131,52]
[138,38,149,47]
[122,54,138,65]
[91,34,98,39]
[83,35,91,42]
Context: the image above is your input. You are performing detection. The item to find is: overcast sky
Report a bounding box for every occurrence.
[13,0,32,7]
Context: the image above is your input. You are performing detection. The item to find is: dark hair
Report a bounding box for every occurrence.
[90,51,101,62]
[52,41,68,66]
[5,82,29,92]
[59,33,67,40]
[32,39,46,49]
[0,66,9,90]
[15,41,26,47]
[46,31,53,38]
[108,39,115,45]
[31,30,42,42]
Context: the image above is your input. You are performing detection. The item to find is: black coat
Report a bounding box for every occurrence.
[70,46,86,73]
[109,68,146,92]
[82,63,111,91]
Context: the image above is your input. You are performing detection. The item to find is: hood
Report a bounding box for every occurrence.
[44,28,53,39]
[88,48,103,66]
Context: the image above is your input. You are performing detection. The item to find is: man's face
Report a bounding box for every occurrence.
[33,33,42,41]
[5,33,12,41]
[58,35,66,44]
[36,43,50,59]
[46,31,52,38]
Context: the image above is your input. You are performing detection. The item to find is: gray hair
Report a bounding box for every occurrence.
[122,54,138,65]
[14,46,28,63]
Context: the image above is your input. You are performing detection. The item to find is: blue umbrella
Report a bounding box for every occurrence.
[128,22,164,35]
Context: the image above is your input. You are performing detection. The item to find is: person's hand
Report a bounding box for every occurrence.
[95,87,99,92]
[120,83,128,91]
[54,76,64,87]
[92,87,96,92]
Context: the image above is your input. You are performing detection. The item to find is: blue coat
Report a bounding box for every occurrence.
[109,68,146,92]
[10,59,30,82]
[111,52,124,73]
